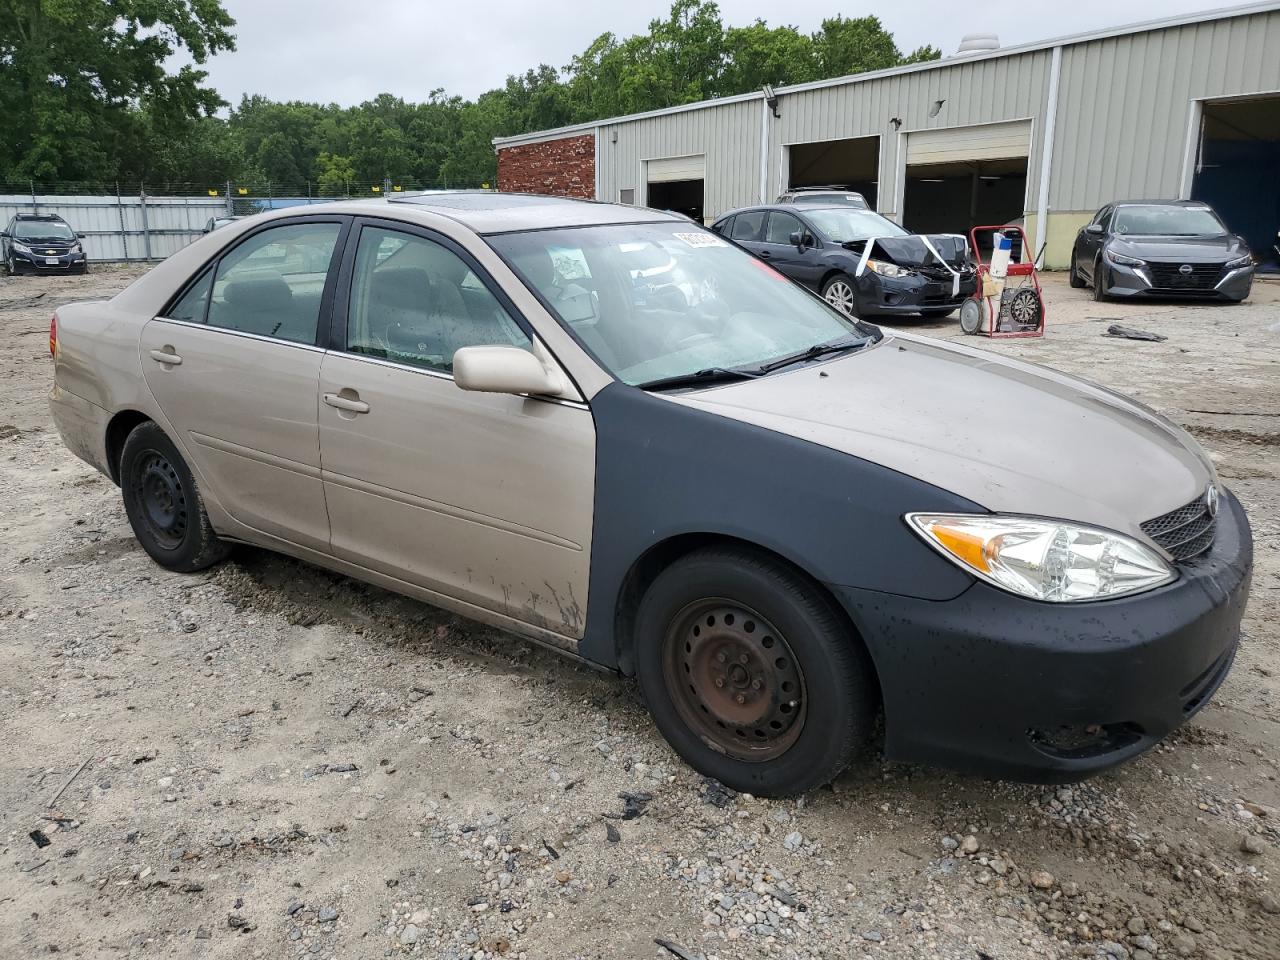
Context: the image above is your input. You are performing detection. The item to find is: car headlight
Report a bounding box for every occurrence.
[12,241,31,254]
[865,259,912,278]
[1105,249,1145,267]
[1225,253,1252,269]
[71,241,82,253]
[906,513,1175,602]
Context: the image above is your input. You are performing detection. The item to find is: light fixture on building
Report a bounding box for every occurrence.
[890,117,902,130]
[610,129,618,143]
[761,84,780,119]
[929,99,946,118]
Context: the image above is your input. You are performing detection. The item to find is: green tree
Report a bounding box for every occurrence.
[812,15,939,78]
[0,0,236,182]
[314,151,355,196]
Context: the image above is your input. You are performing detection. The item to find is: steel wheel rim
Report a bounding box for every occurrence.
[662,599,807,762]
[824,281,855,314]
[132,451,188,550]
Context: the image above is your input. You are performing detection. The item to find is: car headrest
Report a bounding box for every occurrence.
[223,275,293,311]
[368,267,433,312]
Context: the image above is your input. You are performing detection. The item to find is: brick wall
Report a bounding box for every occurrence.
[497,133,595,199]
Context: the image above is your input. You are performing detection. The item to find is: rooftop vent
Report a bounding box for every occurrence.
[956,33,1000,56]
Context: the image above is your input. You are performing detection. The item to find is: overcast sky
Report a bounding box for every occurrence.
[189,0,1242,109]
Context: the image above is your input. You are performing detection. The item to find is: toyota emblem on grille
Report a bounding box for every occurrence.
[1179,263,1193,275]
[1205,485,1219,518]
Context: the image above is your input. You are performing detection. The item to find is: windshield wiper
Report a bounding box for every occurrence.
[756,333,876,374]
[635,367,763,392]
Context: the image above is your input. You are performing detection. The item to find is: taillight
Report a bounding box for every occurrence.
[49,314,58,359]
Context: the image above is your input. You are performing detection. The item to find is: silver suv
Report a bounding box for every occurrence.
[49,192,1252,795]
[776,186,869,209]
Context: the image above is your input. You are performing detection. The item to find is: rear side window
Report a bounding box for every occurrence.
[346,226,530,373]
[206,222,340,344]
[730,211,765,242]
[168,270,213,323]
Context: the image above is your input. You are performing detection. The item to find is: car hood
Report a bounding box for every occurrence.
[669,332,1214,542]
[1108,234,1247,263]
[844,234,970,270]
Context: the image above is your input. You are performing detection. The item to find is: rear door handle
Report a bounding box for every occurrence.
[149,348,182,365]
[323,392,370,414]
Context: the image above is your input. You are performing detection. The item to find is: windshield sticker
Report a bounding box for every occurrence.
[672,232,727,248]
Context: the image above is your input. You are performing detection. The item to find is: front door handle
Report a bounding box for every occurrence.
[149,348,182,366]
[323,392,370,414]
[757,250,772,259]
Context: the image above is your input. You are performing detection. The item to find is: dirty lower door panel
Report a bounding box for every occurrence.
[316,352,594,638]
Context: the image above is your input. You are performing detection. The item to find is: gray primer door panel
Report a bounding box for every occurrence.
[317,353,595,639]
[138,320,331,551]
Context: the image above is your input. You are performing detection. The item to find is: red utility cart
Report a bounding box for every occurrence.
[959,224,1045,338]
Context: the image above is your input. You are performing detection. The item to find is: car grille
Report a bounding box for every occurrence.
[1145,261,1223,291]
[1140,491,1217,562]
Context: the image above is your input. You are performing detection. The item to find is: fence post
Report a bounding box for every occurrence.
[30,180,37,214]
[139,185,153,260]
[116,183,129,261]
[225,181,233,217]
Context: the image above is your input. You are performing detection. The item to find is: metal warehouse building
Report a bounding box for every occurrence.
[494,2,1280,268]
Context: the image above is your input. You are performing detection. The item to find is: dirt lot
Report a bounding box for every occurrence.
[1,266,1277,960]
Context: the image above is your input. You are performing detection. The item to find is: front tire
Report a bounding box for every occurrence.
[821,273,859,317]
[5,254,19,276]
[634,547,876,796]
[1092,258,1110,302]
[120,422,231,572]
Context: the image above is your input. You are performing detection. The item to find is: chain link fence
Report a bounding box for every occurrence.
[0,176,493,263]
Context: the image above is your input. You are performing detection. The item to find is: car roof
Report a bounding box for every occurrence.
[385,190,681,234]
[13,213,68,221]
[717,203,880,220]
[1110,199,1213,207]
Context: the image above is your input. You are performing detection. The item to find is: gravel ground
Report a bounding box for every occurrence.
[1,266,1277,960]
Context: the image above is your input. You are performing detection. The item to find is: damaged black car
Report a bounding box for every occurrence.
[711,204,976,318]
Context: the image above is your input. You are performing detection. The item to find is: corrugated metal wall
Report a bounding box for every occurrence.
[598,98,763,221]
[772,49,1052,218]
[1050,10,1280,210]
[0,194,227,262]
[583,6,1280,228]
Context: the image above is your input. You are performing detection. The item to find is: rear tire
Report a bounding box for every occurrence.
[821,273,858,317]
[1092,258,1110,302]
[634,546,876,796]
[119,422,231,572]
[1069,251,1086,288]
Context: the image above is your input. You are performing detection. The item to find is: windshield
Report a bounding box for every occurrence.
[791,193,868,208]
[13,221,74,241]
[489,222,877,387]
[1113,205,1225,237]
[804,208,908,244]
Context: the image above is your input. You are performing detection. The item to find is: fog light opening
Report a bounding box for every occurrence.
[1027,721,1144,760]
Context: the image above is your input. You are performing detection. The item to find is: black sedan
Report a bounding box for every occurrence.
[1070,200,1254,302]
[711,205,975,318]
[2,213,88,275]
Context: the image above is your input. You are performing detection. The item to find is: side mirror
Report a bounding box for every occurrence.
[789,230,806,251]
[1085,223,1104,235]
[0,231,8,239]
[453,345,564,397]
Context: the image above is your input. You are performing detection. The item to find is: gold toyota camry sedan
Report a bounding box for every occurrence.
[49,193,1252,795]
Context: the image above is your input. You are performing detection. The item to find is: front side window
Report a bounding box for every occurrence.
[766,212,804,245]
[491,222,875,387]
[346,226,530,373]
[206,222,340,344]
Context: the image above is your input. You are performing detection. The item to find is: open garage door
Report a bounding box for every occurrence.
[646,155,705,222]
[786,136,880,208]
[1192,95,1280,269]
[903,121,1031,241]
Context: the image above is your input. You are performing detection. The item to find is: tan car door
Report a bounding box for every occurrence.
[317,221,595,640]
[140,218,348,552]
